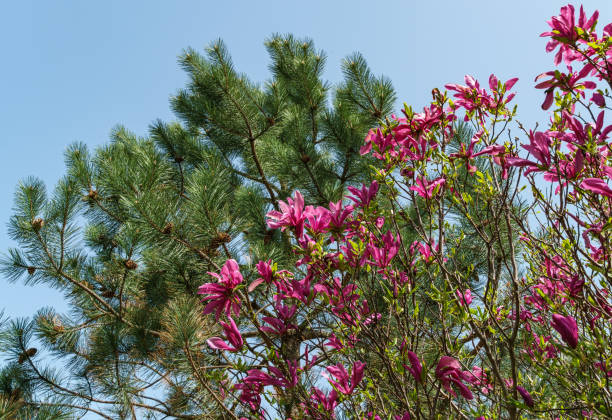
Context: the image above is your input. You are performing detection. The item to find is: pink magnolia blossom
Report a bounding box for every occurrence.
[244,361,299,389]
[516,385,535,408]
[410,239,446,266]
[347,181,379,208]
[248,259,274,292]
[325,334,344,351]
[304,205,331,233]
[506,130,552,175]
[367,231,400,268]
[207,316,243,352]
[435,356,474,400]
[591,92,606,107]
[410,176,445,199]
[311,388,338,415]
[551,313,579,348]
[445,75,493,115]
[260,315,296,335]
[198,259,243,319]
[464,366,492,395]
[360,128,396,158]
[535,64,596,109]
[456,289,472,307]
[595,361,612,377]
[403,350,423,383]
[445,74,517,122]
[323,361,366,395]
[328,200,353,230]
[541,4,598,65]
[233,382,262,411]
[266,190,306,238]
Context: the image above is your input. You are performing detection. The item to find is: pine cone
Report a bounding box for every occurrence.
[27,266,36,275]
[31,218,44,231]
[209,231,231,249]
[18,348,37,364]
[263,229,274,245]
[216,231,231,244]
[9,388,23,403]
[124,259,138,270]
[101,289,115,298]
[162,222,174,235]
[300,153,310,163]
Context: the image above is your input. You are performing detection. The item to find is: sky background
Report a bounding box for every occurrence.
[1,0,611,408]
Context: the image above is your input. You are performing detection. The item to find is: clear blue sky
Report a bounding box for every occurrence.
[1,0,611,319]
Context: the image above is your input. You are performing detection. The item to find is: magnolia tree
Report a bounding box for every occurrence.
[198,5,612,419]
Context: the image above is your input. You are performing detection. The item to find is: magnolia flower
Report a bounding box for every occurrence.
[207,316,243,352]
[311,387,338,414]
[347,181,379,208]
[410,176,445,199]
[551,313,578,348]
[248,259,274,292]
[535,65,595,109]
[456,289,472,307]
[403,351,423,383]
[304,205,331,233]
[541,4,598,65]
[328,200,353,229]
[323,361,366,395]
[266,190,306,238]
[325,334,344,351]
[516,385,534,408]
[233,381,262,411]
[435,356,473,400]
[506,130,552,175]
[198,259,243,319]
[244,361,299,389]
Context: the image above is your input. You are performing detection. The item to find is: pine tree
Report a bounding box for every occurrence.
[0,35,396,419]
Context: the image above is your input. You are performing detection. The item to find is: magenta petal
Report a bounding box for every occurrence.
[516,386,534,407]
[591,93,605,107]
[453,378,474,400]
[505,77,519,90]
[489,74,498,91]
[542,90,554,110]
[406,351,422,383]
[207,337,232,351]
[581,178,612,198]
[436,356,461,378]
[248,278,265,292]
[551,314,578,348]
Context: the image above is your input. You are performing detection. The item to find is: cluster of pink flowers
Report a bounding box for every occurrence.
[196,4,612,418]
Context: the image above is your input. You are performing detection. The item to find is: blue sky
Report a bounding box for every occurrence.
[1,0,611,322]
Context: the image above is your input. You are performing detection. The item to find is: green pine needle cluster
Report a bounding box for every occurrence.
[0,34,396,419]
